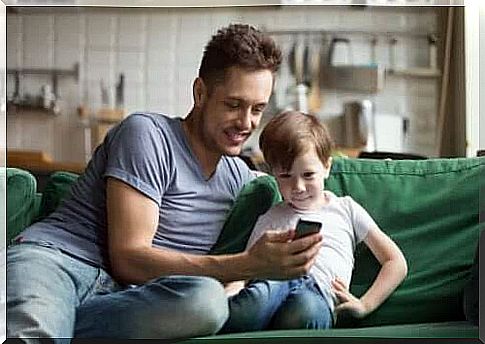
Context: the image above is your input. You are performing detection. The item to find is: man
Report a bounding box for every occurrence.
[7,24,323,342]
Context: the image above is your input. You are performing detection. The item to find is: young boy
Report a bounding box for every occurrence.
[220,111,408,333]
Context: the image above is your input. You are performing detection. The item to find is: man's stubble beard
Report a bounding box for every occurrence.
[199,106,233,158]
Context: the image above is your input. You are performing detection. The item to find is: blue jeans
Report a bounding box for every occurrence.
[7,242,229,343]
[220,275,333,333]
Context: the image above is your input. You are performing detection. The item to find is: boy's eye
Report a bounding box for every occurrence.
[278,173,291,179]
[303,172,315,179]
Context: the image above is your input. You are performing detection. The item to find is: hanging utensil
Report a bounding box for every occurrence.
[294,38,305,85]
[308,39,322,114]
[328,37,351,66]
[303,38,311,86]
[288,36,308,113]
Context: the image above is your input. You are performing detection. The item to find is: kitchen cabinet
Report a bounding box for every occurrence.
[7,149,86,174]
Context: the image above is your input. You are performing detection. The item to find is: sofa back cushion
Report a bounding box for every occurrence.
[6,168,42,243]
[212,157,484,327]
[211,175,282,254]
[327,157,483,327]
[38,171,79,220]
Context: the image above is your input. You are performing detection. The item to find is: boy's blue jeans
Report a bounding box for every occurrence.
[7,242,229,343]
[220,275,333,333]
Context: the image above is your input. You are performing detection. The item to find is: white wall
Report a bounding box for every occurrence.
[463,2,480,157]
[6,6,442,162]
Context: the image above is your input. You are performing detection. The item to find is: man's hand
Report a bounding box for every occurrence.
[332,277,370,319]
[245,229,323,280]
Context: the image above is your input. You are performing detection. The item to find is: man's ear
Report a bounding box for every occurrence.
[323,157,333,179]
[193,77,207,108]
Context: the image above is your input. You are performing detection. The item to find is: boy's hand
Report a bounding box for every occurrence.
[332,277,370,319]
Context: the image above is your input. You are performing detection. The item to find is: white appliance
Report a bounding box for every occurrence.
[373,113,405,152]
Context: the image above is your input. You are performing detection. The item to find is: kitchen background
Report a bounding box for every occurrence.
[6,5,467,170]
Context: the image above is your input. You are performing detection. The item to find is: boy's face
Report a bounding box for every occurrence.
[273,148,331,211]
[195,66,273,158]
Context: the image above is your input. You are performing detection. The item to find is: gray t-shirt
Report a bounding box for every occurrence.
[246,191,376,311]
[18,113,255,270]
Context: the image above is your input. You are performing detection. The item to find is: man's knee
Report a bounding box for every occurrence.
[139,276,229,338]
[185,276,229,334]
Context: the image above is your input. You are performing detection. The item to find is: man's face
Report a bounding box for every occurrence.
[197,66,273,157]
[274,148,331,211]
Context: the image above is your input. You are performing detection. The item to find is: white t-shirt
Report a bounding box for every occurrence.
[246,191,377,311]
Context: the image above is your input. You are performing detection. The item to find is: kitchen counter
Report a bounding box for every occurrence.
[7,150,86,175]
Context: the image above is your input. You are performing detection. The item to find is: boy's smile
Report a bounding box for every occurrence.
[274,148,332,211]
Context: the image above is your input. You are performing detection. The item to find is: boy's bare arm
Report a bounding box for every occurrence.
[333,226,407,318]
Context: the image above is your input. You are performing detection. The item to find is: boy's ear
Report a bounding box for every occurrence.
[323,157,333,179]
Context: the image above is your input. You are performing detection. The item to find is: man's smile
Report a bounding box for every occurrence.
[224,128,250,145]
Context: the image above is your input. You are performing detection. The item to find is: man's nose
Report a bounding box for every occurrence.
[237,108,252,130]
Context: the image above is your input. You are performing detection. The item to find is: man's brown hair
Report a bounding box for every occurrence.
[259,111,334,171]
[199,24,282,91]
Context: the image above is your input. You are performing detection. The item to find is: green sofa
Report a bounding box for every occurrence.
[6,157,483,342]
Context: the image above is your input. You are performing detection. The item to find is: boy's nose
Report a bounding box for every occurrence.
[292,178,305,192]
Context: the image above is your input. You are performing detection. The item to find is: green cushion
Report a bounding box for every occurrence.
[211,175,282,254]
[189,322,478,342]
[6,168,41,244]
[38,171,79,219]
[212,157,484,328]
[327,157,484,328]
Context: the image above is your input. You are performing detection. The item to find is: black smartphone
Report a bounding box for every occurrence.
[295,219,322,239]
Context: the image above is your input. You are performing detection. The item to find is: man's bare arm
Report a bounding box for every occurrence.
[107,177,323,285]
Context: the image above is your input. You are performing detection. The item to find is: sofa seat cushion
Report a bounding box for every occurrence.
[190,322,478,342]
[6,168,41,244]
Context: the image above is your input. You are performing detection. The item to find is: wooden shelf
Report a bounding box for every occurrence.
[7,103,58,115]
[386,67,441,78]
[7,64,79,80]
[265,27,439,40]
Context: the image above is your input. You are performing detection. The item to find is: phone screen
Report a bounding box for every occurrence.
[295,219,322,239]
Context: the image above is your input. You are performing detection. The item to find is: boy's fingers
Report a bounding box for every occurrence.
[334,302,351,314]
[332,277,347,290]
[334,290,350,302]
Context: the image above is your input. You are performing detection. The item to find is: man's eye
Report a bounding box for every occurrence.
[278,173,291,179]
[225,102,239,109]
